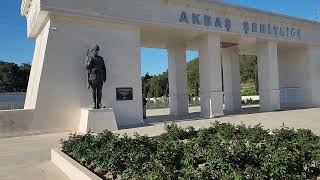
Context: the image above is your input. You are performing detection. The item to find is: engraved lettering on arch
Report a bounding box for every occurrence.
[291,28,297,38]
[192,13,201,25]
[243,21,250,34]
[179,11,189,24]
[225,18,231,31]
[252,23,258,32]
[280,27,285,37]
[215,17,222,28]
[204,15,212,27]
[273,26,278,36]
[298,29,301,39]
[260,24,266,33]
[268,24,272,34]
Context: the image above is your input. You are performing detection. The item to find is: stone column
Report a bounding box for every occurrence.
[306,46,320,107]
[257,41,280,111]
[168,44,189,116]
[222,47,241,112]
[199,33,224,117]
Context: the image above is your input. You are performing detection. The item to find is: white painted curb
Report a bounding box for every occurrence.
[51,149,102,180]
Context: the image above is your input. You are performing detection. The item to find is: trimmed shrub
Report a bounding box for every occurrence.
[60,122,320,179]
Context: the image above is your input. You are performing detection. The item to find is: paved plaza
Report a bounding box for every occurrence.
[0,132,69,180]
[121,106,320,136]
[1,107,320,180]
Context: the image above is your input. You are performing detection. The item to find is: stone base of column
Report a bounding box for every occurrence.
[169,94,189,116]
[259,89,280,112]
[200,91,224,118]
[224,92,241,113]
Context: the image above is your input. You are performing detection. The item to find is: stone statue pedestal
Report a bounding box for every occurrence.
[79,108,118,133]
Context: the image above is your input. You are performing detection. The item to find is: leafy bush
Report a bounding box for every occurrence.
[60,122,320,180]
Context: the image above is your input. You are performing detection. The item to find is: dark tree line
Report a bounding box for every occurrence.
[0,55,257,95]
[0,61,31,92]
[142,58,200,98]
[142,55,258,98]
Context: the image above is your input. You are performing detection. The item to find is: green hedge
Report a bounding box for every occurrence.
[60,123,320,180]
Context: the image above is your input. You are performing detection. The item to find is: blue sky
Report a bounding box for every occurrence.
[1,0,320,75]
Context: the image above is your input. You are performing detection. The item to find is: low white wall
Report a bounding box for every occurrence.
[0,109,34,137]
[0,92,26,110]
[51,149,101,180]
[0,103,24,110]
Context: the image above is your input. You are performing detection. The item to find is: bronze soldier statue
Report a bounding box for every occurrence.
[85,44,107,109]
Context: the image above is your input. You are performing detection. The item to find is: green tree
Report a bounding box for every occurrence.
[19,63,31,91]
[142,72,153,97]
[0,61,31,92]
[142,58,201,98]
[239,55,257,83]
[142,71,168,98]
[187,58,199,96]
[239,55,259,94]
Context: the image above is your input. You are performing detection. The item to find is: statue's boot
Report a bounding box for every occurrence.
[99,103,106,109]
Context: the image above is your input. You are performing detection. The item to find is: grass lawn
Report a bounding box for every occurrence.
[241,82,257,96]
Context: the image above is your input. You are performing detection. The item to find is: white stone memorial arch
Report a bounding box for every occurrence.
[12,0,320,133]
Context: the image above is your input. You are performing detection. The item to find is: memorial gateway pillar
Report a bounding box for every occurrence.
[306,46,320,106]
[199,33,224,117]
[222,47,241,112]
[257,41,281,112]
[168,44,189,116]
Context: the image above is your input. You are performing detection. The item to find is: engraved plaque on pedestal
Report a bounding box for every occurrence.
[116,87,133,101]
